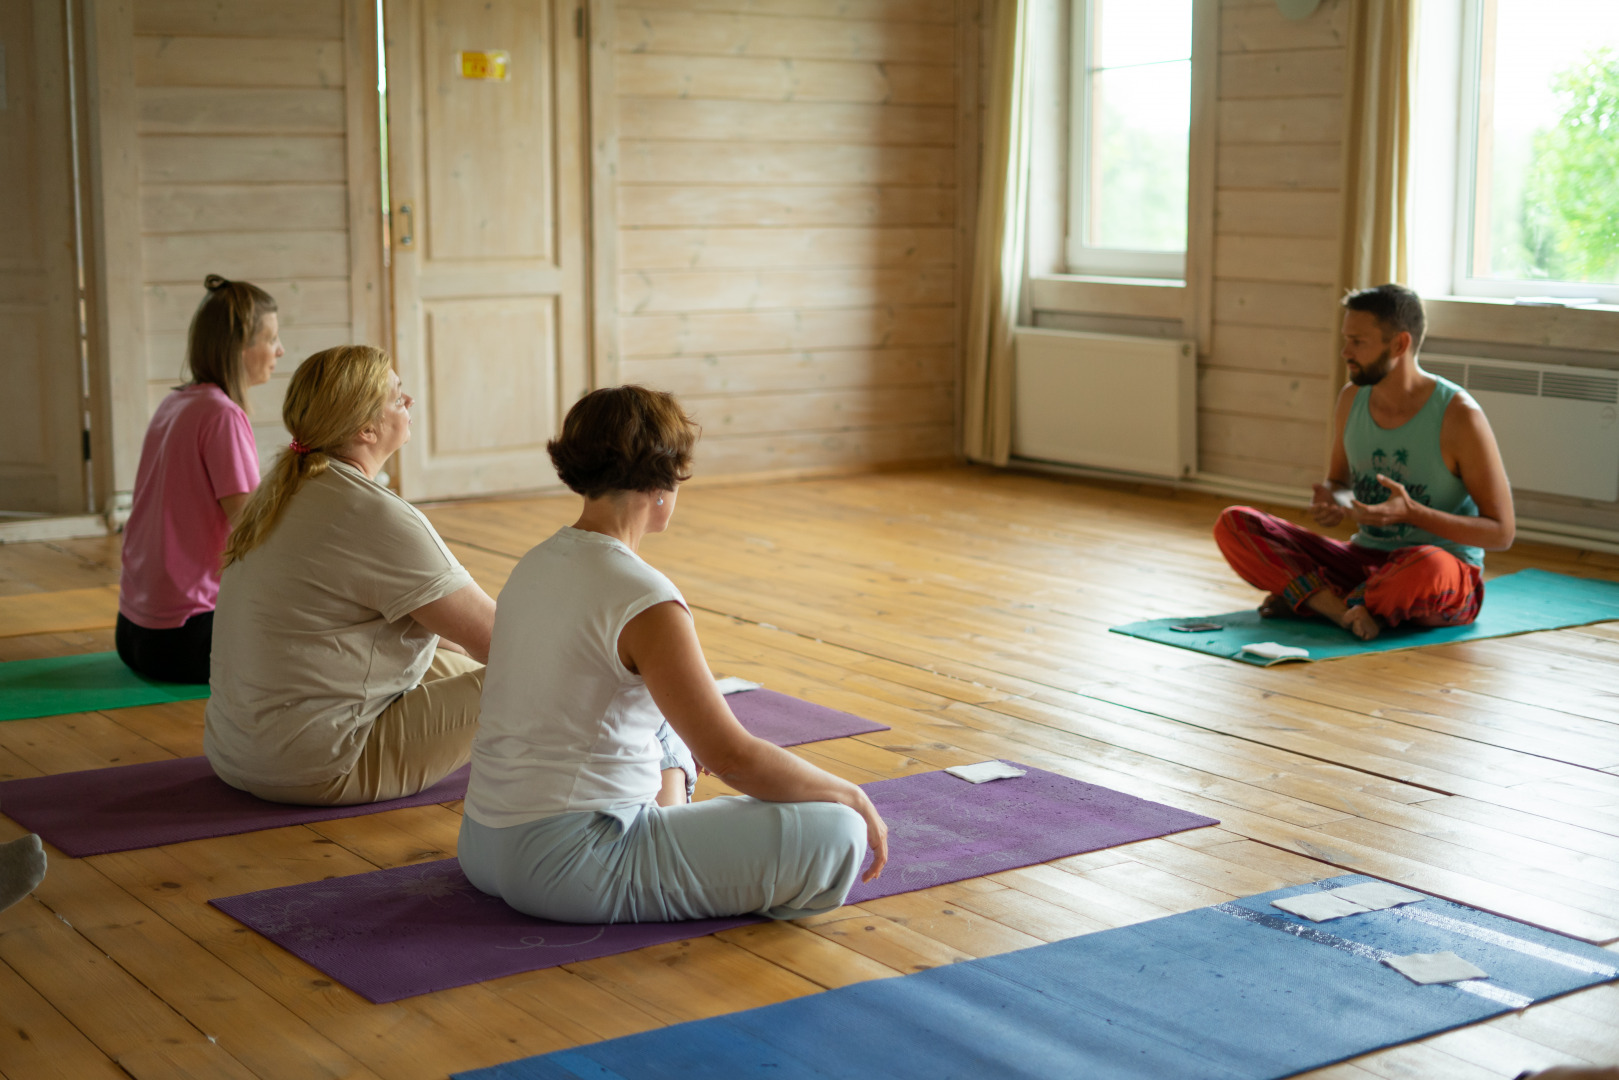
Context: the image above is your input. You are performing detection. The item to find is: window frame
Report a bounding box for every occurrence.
[1442,0,1619,304]
[1063,0,1192,281]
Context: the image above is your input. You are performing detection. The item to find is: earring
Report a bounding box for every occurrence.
[656,497,665,505]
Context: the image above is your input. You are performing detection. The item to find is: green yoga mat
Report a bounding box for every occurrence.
[0,652,208,721]
[1111,568,1619,666]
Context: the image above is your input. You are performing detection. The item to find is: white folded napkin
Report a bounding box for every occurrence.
[945,761,1028,784]
[1383,951,1488,985]
[1329,881,1426,911]
[1271,881,1428,923]
[1240,642,1311,661]
[1271,892,1371,922]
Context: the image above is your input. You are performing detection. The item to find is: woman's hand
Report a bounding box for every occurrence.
[624,601,890,873]
[849,788,888,882]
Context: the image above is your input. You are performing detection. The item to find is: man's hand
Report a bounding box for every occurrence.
[1310,482,1347,527]
[1351,474,1418,528]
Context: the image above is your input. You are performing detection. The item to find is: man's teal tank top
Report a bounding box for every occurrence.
[1344,374,1484,567]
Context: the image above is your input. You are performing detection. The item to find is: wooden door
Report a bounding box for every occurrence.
[0,0,88,514]
[384,0,589,500]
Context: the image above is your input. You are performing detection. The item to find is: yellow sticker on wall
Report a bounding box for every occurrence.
[458,50,510,81]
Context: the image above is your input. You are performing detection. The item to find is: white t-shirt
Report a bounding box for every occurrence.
[464,526,687,828]
[204,460,474,787]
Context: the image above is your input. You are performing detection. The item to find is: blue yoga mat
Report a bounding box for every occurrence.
[0,651,208,721]
[456,874,1619,1080]
[1111,568,1619,665]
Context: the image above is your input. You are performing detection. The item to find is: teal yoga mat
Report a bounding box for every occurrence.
[0,652,208,721]
[1111,568,1619,666]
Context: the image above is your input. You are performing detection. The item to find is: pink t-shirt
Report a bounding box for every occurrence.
[120,384,260,629]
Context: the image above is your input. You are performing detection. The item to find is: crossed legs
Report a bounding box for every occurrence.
[237,648,486,806]
[1214,507,1482,640]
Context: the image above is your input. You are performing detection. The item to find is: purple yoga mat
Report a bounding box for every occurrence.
[725,688,889,746]
[210,765,1216,1002]
[0,758,472,858]
[0,689,888,857]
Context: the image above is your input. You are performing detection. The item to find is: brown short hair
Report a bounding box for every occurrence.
[1342,284,1426,351]
[188,274,278,408]
[548,385,699,498]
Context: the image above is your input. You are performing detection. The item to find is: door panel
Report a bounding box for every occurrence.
[386,0,587,499]
[425,298,556,454]
[0,0,87,514]
[422,0,554,262]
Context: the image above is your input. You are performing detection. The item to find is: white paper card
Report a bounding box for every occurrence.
[1383,951,1488,985]
[1271,892,1370,922]
[1330,881,1426,911]
[945,761,1028,784]
[714,676,763,695]
[1241,642,1311,660]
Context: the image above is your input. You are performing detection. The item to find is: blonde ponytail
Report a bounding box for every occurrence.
[223,345,394,566]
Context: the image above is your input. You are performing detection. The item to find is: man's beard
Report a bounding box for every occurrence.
[1349,345,1394,386]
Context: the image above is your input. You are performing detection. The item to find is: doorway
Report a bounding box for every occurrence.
[0,0,93,526]
[382,0,591,500]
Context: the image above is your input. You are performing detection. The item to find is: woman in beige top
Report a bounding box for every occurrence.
[204,345,496,806]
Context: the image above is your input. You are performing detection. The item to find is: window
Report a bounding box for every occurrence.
[1066,0,1194,280]
[1414,0,1619,303]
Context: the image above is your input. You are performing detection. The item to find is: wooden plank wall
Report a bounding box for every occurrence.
[1201,0,1348,488]
[611,0,962,478]
[130,0,380,471]
[0,0,85,514]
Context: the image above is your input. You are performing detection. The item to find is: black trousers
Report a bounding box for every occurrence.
[115,610,214,685]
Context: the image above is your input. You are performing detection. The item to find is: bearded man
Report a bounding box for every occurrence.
[1213,284,1515,641]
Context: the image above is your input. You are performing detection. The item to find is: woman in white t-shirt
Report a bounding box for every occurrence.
[204,345,497,806]
[460,386,887,923]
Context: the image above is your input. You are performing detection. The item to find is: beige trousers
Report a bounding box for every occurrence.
[242,648,485,806]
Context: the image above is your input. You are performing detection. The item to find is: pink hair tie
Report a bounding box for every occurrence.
[289,439,314,455]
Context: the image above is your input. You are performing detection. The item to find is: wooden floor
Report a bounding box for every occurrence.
[2,466,1617,1080]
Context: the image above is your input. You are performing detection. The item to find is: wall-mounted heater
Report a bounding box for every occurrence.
[1424,354,1619,502]
[1011,327,1196,480]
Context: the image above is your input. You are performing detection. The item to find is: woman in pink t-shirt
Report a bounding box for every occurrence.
[117,275,283,683]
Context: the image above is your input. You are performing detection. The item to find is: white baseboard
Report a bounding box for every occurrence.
[1007,459,1619,556]
[1515,518,1619,557]
[1007,458,1312,509]
[0,514,109,544]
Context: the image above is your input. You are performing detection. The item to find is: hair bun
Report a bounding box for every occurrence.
[204,274,231,291]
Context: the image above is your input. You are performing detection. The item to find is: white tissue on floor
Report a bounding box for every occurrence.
[1240,641,1311,660]
[945,761,1028,784]
[1329,881,1426,911]
[1383,951,1488,985]
[1271,892,1371,922]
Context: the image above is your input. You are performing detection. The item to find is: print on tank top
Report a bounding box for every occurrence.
[1353,446,1427,546]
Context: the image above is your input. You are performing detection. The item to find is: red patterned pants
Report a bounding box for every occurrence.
[1213,506,1483,628]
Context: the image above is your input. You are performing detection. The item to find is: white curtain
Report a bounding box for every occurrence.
[1338,0,1415,304]
[962,0,1034,465]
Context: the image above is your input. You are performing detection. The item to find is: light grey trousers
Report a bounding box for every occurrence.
[457,794,867,923]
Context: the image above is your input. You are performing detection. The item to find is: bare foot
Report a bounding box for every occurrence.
[1259,594,1307,620]
[1340,606,1381,641]
[1302,590,1381,641]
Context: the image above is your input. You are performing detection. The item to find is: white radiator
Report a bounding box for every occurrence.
[1011,327,1196,480]
[1424,354,1619,502]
